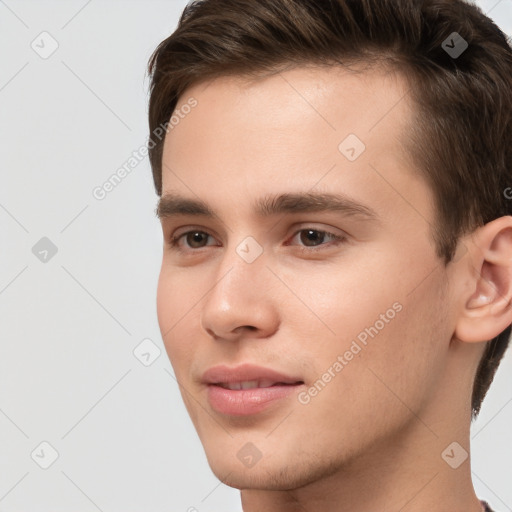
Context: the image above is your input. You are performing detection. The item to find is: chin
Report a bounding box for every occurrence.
[202,442,327,492]
[209,462,303,491]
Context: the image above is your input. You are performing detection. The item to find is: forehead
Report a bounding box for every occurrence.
[160,64,432,228]
[169,62,411,132]
[163,63,412,166]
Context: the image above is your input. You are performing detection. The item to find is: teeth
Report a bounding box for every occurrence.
[241,380,259,390]
[258,379,277,388]
[220,379,278,390]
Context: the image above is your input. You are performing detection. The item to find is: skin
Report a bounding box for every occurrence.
[155,64,512,512]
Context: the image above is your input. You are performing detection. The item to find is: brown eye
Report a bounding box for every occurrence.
[169,230,215,251]
[299,229,329,247]
[185,231,209,248]
[289,228,347,252]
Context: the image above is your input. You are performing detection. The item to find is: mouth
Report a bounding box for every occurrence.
[213,379,304,390]
[202,363,305,416]
[201,362,304,386]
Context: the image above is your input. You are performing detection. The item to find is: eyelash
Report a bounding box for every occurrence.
[168,228,347,254]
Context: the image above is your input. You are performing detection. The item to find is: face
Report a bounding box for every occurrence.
[156,64,461,490]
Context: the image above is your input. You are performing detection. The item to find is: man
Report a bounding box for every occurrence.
[147,0,512,510]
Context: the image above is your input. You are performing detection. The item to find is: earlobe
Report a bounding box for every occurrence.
[455,217,512,343]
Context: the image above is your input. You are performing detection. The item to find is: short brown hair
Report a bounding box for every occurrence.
[147,0,512,419]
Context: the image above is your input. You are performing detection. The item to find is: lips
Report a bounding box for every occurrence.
[201,363,304,387]
[217,379,293,390]
[202,363,305,416]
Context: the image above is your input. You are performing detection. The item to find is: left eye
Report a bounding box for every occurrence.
[169,228,346,252]
[287,228,346,251]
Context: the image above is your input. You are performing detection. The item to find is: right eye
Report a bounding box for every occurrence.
[168,230,218,252]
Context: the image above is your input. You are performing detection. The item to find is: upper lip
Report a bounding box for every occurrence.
[202,363,304,385]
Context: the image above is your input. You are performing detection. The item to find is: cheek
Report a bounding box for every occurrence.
[295,289,447,453]
[280,255,402,347]
[156,266,199,368]
[156,267,175,340]
[339,276,449,413]
[288,250,447,394]
[156,262,206,329]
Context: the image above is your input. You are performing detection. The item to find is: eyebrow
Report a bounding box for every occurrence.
[156,191,379,223]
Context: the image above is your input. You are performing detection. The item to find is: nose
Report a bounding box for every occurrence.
[200,241,280,341]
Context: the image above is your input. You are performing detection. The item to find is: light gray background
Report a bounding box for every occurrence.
[0,1,511,511]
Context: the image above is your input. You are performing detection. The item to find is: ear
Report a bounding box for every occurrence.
[455,216,512,343]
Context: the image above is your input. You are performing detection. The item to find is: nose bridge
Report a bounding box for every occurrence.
[214,232,268,289]
[209,235,268,305]
[200,234,278,338]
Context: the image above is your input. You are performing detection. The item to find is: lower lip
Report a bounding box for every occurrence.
[206,383,303,416]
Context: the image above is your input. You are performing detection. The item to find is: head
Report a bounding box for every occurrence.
[148,0,512,491]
